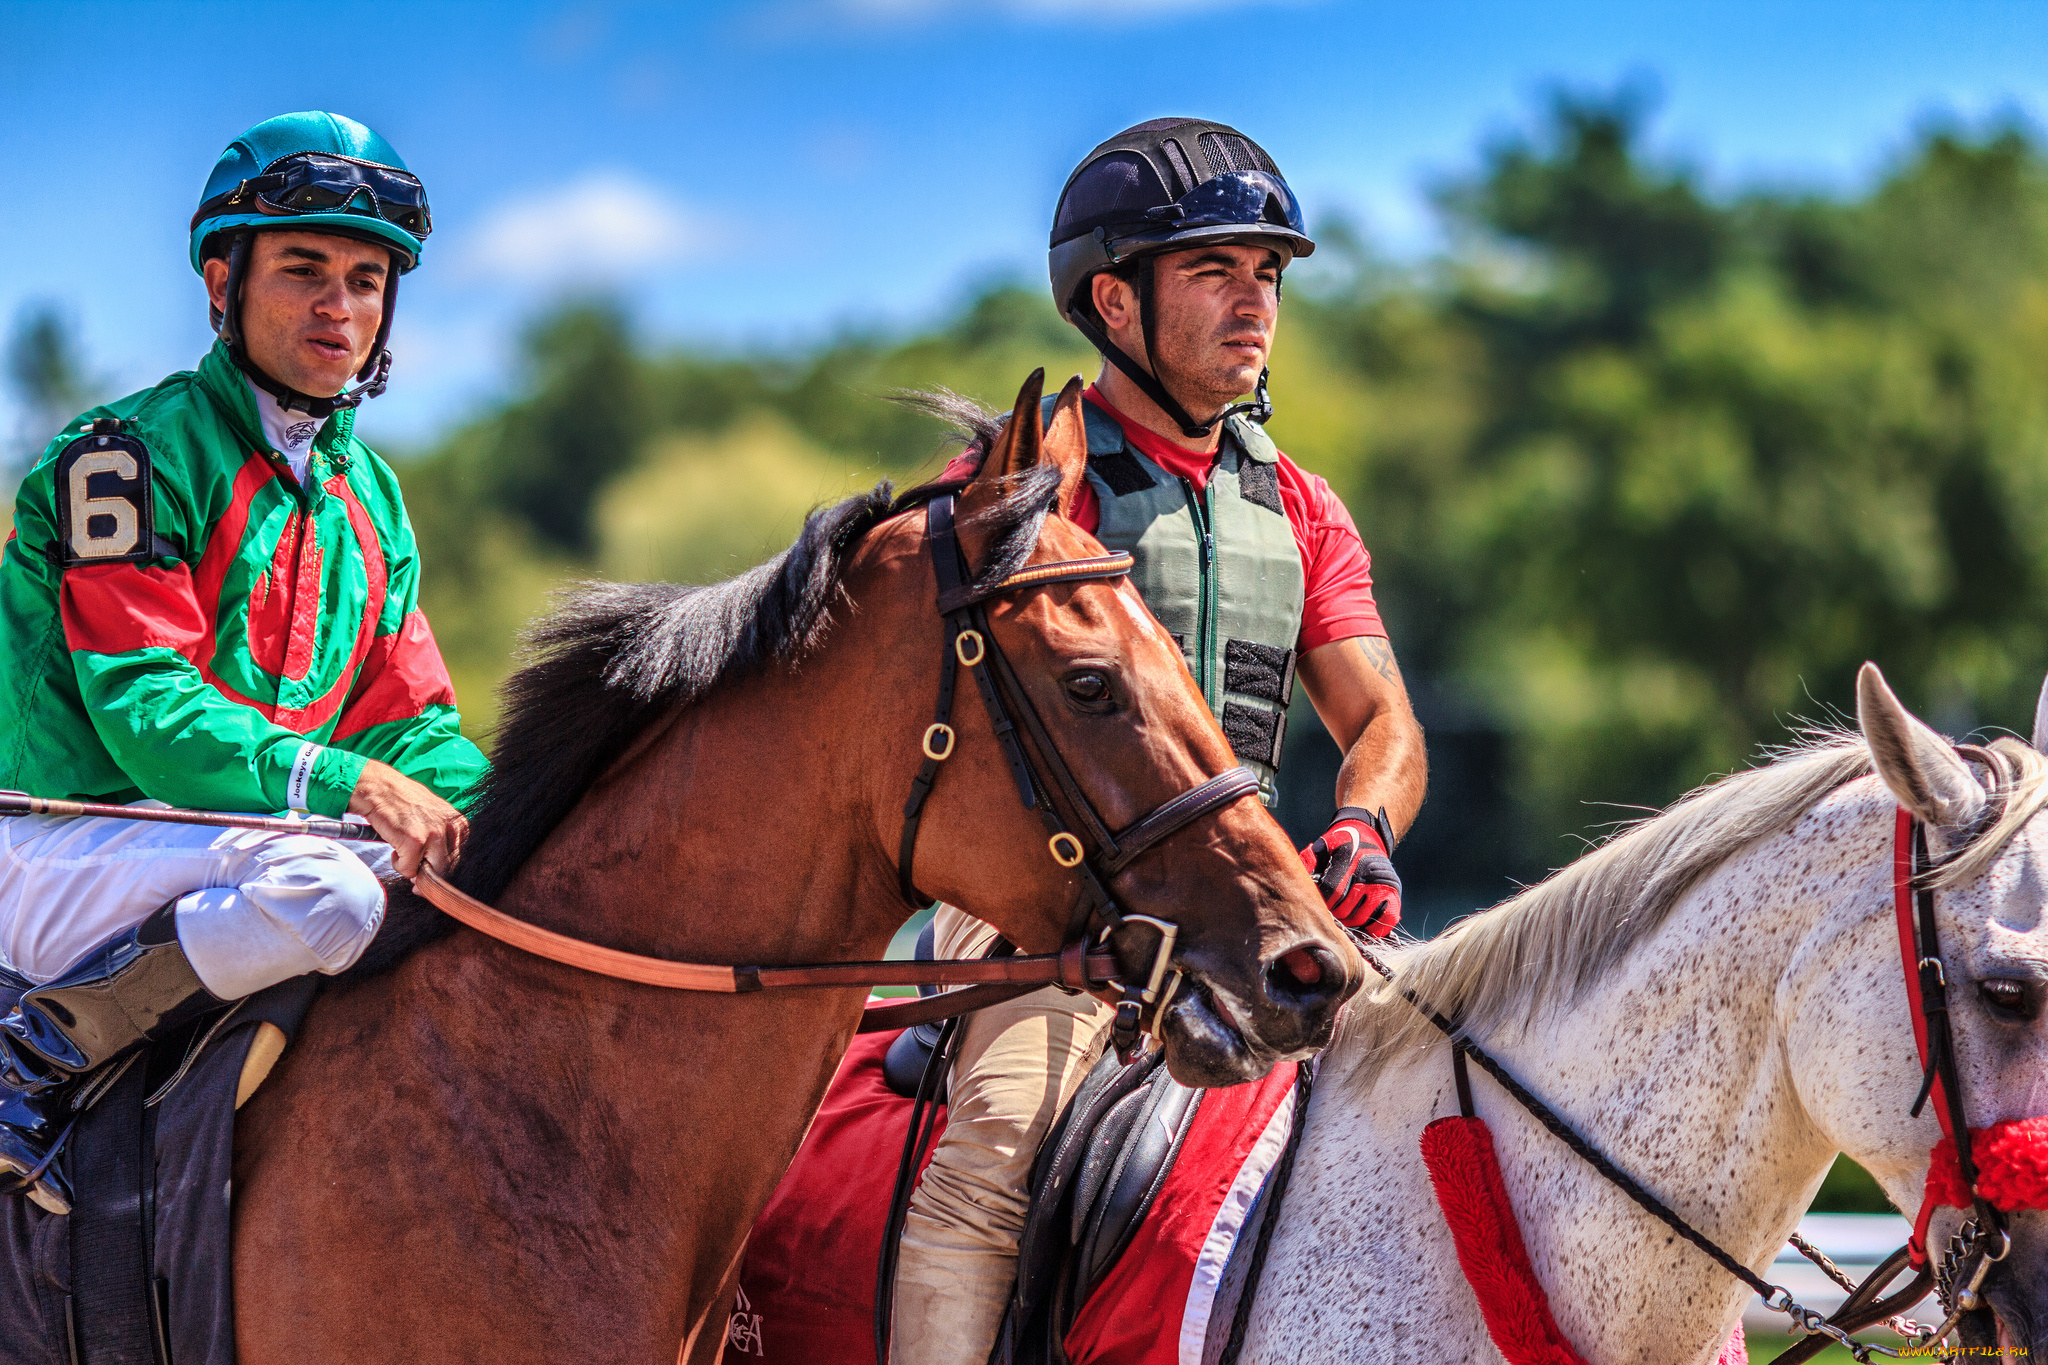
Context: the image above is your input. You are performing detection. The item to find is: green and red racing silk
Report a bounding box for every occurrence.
[0,341,486,818]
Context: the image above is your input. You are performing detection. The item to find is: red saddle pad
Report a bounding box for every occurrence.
[732,1028,1298,1365]
[734,1029,941,1363]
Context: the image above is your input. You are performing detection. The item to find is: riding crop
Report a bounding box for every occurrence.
[0,791,373,843]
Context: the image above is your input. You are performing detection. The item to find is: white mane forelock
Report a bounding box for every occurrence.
[1335,732,2048,1088]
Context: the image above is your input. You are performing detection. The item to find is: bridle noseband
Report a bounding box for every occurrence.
[898,493,1262,1059]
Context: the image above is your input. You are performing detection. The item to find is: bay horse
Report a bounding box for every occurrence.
[1234,664,2048,1361]
[224,371,1358,1363]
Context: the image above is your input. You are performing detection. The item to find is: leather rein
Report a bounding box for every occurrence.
[414,490,1262,1046]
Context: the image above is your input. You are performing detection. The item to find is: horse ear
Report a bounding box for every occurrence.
[2031,672,2048,753]
[1856,662,1986,829]
[1043,375,1089,520]
[975,368,1046,485]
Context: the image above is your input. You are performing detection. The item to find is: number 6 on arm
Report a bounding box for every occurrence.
[54,429,155,566]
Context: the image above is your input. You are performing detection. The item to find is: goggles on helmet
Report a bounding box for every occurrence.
[190,152,432,240]
[1100,170,1306,259]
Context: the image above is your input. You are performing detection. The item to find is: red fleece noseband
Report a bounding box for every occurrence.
[1916,1115,2048,1256]
[1924,1117,2048,1211]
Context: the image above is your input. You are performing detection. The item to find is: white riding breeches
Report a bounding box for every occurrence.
[0,806,391,1000]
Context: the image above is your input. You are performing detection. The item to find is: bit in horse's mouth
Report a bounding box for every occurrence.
[1158,975,1269,1086]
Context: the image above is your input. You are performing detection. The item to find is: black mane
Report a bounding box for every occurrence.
[359,410,1050,975]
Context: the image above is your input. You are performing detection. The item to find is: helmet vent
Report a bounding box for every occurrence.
[1160,139,1197,198]
[1197,132,1277,178]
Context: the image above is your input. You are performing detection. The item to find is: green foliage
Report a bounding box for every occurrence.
[393,88,2048,886]
[1267,93,2048,865]
[462,301,651,556]
[1812,1155,1894,1215]
[594,414,873,586]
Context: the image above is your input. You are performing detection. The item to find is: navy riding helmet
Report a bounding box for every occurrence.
[1048,119,1315,438]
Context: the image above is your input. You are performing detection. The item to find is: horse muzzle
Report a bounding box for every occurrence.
[1974,1209,2048,1356]
[1151,938,1359,1088]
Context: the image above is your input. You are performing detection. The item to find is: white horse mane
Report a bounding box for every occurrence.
[1336,731,2048,1086]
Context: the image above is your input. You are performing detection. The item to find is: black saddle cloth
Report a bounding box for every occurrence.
[0,970,314,1365]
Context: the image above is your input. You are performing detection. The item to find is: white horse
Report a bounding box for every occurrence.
[1239,663,2048,1363]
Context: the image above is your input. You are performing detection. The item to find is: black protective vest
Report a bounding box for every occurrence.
[1051,397,1305,805]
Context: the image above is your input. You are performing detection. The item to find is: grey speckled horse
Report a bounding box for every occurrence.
[1241,663,2048,1363]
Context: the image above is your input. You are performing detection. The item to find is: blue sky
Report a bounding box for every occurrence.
[2,0,2044,450]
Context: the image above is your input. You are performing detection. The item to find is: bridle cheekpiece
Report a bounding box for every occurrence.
[897,493,1262,1060]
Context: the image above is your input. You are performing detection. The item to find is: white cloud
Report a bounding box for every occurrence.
[452,171,708,285]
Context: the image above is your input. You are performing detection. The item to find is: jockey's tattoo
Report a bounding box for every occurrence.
[1362,636,1401,684]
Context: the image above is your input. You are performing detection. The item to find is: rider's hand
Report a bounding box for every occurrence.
[347,760,468,880]
[1299,807,1401,936]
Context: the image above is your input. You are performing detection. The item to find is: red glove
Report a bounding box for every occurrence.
[1300,807,1401,936]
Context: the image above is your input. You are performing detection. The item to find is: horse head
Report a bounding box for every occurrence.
[866,369,1363,1086]
[1804,664,2048,1354]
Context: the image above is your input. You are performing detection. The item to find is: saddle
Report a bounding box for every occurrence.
[993,1046,1202,1365]
[0,965,315,1365]
[879,934,1205,1365]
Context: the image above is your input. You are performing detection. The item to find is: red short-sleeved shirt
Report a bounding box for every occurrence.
[940,386,1385,651]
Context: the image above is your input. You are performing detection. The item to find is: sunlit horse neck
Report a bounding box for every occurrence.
[1244,668,2048,1362]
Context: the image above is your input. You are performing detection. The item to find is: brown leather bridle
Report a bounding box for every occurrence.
[403,490,1263,1050]
[896,492,1262,1056]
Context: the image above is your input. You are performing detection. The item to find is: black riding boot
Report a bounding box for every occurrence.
[0,903,226,1214]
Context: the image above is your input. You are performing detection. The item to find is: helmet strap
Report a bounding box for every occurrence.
[213,232,396,419]
[1215,368,1273,427]
[1070,260,1217,440]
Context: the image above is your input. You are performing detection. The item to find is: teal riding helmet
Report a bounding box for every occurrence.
[190,111,428,273]
[189,112,432,414]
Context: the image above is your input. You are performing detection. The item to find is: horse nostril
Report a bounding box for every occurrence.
[1264,945,1342,1013]
[1278,947,1322,985]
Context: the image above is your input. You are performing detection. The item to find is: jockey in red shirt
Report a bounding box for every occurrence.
[890,118,1428,1364]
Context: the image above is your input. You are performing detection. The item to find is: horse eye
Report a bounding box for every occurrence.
[1979,978,2040,1023]
[1064,673,1112,709]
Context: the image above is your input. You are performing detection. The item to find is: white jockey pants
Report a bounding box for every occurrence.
[0,805,390,1000]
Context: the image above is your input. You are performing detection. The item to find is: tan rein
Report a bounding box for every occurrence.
[404,541,1174,1032]
[410,867,1119,1031]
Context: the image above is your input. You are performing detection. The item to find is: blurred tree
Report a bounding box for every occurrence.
[644,282,1098,475]
[595,413,869,585]
[1409,92,2048,866]
[7,304,102,470]
[487,300,650,555]
[1811,1155,1894,1215]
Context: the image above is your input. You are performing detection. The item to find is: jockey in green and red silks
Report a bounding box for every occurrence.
[0,111,485,1214]
[3,341,482,817]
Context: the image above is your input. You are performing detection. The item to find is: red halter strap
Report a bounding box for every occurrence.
[1895,808,1950,1132]
[1893,806,2046,1270]
[1894,807,1950,1264]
